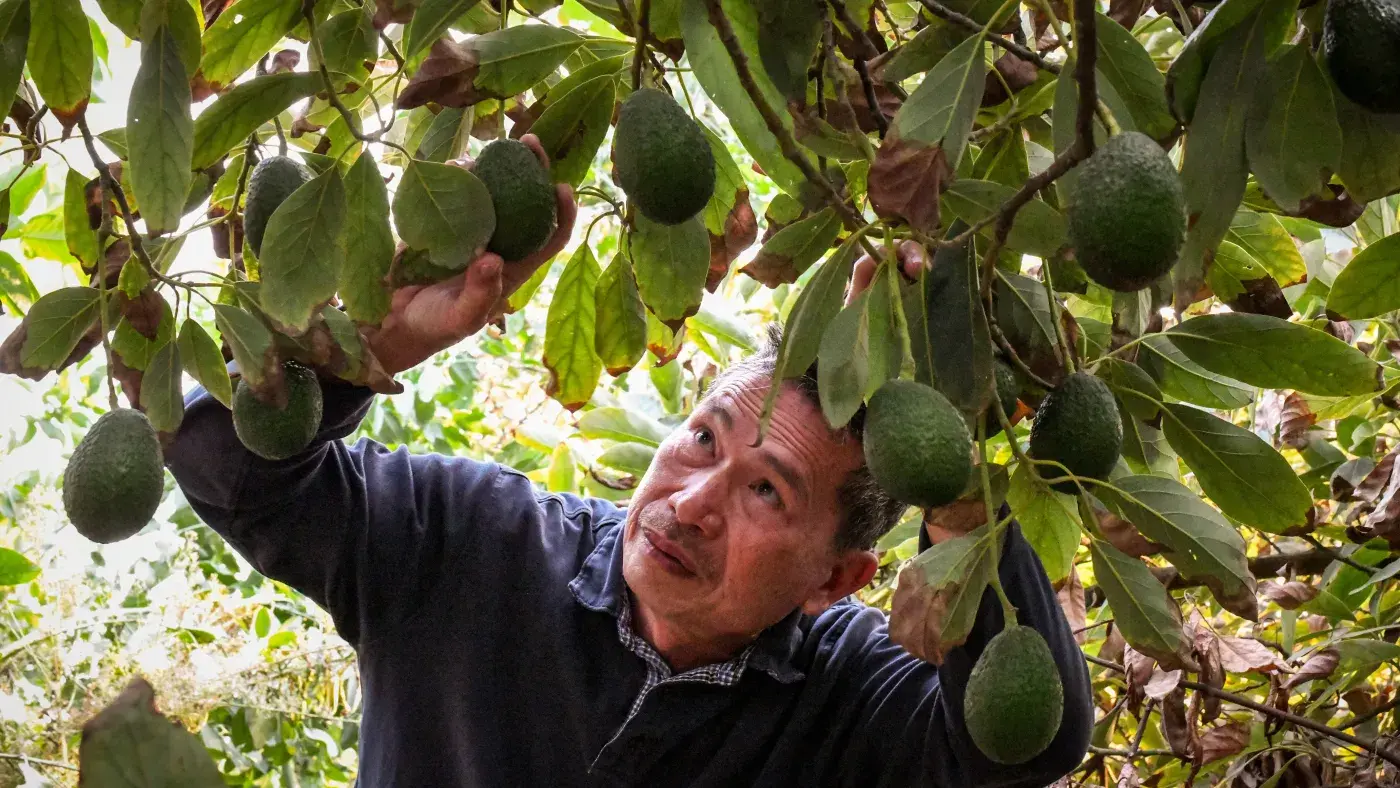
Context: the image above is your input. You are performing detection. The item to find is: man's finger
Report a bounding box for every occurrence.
[846,254,877,306]
[897,240,929,280]
[520,133,551,169]
[456,254,505,335]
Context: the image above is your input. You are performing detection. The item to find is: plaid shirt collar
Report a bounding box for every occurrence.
[569,520,806,685]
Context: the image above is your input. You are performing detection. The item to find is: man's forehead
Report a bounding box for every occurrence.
[696,372,860,466]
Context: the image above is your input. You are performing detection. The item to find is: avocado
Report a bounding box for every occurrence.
[62,409,165,544]
[613,88,716,225]
[1066,132,1185,293]
[1029,371,1122,494]
[232,364,325,461]
[864,379,974,508]
[964,625,1065,765]
[244,156,314,256]
[473,139,558,262]
[1325,0,1400,114]
[984,359,1020,438]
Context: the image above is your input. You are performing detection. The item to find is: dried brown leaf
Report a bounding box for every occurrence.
[1101,624,1127,664]
[1056,568,1087,646]
[981,53,1039,107]
[120,289,166,339]
[868,132,950,233]
[0,320,102,381]
[1161,687,1195,759]
[1285,647,1339,690]
[888,562,955,665]
[1124,645,1155,715]
[924,498,989,538]
[271,49,300,74]
[1144,668,1183,699]
[1278,392,1316,450]
[1108,0,1150,27]
[1355,449,1398,502]
[1099,507,1164,557]
[1217,636,1284,674]
[1362,454,1400,547]
[1116,762,1140,788]
[1260,580,1319,610]
[708,195,756,292]
[1195,721,1250,764]
[397,39,486,110]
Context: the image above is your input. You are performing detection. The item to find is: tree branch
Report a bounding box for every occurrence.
[1339,694,1400,731]
[631,0,651,90]
[915,0,1061,74]
[701,0,872,243]
[1071,0,1098,158]
[75,117,161,279]
[1086,655,1400,769]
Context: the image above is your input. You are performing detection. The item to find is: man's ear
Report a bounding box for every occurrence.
[800,550,878,615]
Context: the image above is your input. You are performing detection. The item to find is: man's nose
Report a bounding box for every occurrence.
[670,472,724,537]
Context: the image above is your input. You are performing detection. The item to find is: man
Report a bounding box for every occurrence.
[167,137,1092,787]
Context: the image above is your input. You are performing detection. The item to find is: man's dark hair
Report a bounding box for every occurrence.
[704,324,908,552]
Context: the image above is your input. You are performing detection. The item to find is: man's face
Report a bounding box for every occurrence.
[621,372,874,652]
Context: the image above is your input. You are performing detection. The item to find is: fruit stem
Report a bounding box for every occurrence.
[95,249,119,412]
[630,0,652,91]
[978,420,1018,626]
[1038,259,1078,373]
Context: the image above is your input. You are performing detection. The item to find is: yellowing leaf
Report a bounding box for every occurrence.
[544,244,602,410]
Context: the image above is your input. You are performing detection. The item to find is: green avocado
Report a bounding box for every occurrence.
[243,156,314,256]
[232,364,325,461]
[62,409,165,544]
[864,379,974,508]
[1325,0,1400,114]
[1029,371,1122,494]
[473,139,558,262]
[964,625,1065,765]
[1066,132,1186,293]
[613,88,716,225]
[984,359,1020,438]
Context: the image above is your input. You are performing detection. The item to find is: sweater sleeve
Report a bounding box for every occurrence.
[833,522,1093,788]
[164,377,541,649]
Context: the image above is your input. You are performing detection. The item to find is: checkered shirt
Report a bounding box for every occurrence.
[615,590,756,723]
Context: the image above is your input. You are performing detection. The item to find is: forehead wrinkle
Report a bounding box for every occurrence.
[709,377,852,499]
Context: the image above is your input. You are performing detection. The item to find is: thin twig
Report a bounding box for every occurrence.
[631,0,651,90]
[1339,694,1400,731]
[1302,535,1377,575]
[701,0,875,254]
[1085,654,1400,769]
[75,117,165,282]
[0,753,78,772]
[915,0,1061,74]
[305,9,409,156]
[1070,0,1098,159]
[853,58,889,138]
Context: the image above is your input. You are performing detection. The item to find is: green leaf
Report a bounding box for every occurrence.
[0,547,37,585]
[1166,313,1379,396]
[96,0,142,40]
[258,167,346,332]
[594,253,646,376]
[864,261,908,398]
[546,442,575,492]
[1226,209,1307,287]
[1161,403,1311,532]
[1334,638,1400,667]
[79,679,224,787]
[773,234,863,382]
[1175,1,1290,305]
[1095,357,1163,420]
[142,340,184,433]
[1205,239,1273,302]
[687,305,756,351]
[96,127,129,159]
[20,286,99,369]
[596,442,655,476]
[416,107,470,162]
[544,244,602,410]
[941,179,1067,258]
[127,26,193,235]
[1244,44,1341,212]
[63,169,99,267]
[0,0,29,123]
[901,525,996,653]
[994,272,1061,380]
[0,250,39,313]
[213,304,274,388]
[139,0,200,72]
[816,293,869,428]
[756,0,822,100]
[577,407,671,446]
[1097,473,1256,616]
[1089,539,1192,668]
[111,300,174,371]
[890,31,985,168]
[1095,13,1176,141]
[191,72,321,171]
[469,24,583,97]
[27,0,91,116]
[1326,233,1400,320]
[404,0,482,58]
[630,213,709,327]
[745,207,842,286]
[922,229,994,416]
[1165,0,1269,123]
[19,210,76,264]
[507,254,552,312]
[1335,83,1400,204]
[314,5,377,82]
[177,318,232,408]
[680,0,805,194]
[393,160,496,269]
[529,73,615,188]
[1006,464,1080,583]
[198,0,299,90]
[882,21,967,83]
[337,153,394,325]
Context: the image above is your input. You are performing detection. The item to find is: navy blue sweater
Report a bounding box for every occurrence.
[166,378,1092,787]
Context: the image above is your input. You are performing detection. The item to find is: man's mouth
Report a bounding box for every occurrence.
[642,527,698,576]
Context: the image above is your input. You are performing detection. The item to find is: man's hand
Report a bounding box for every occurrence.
[844,240,928,307]
[366,134,578,375]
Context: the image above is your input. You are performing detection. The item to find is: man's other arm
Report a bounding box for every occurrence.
[165,378,537,649]
[832,523,1093,788]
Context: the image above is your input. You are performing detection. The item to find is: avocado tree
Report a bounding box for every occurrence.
[1,0,1400,782]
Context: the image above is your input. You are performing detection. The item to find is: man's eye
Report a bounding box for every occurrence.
[695,428,714,447]
[753,480,782,507]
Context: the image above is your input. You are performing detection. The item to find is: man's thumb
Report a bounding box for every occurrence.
[458,255,505,328]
